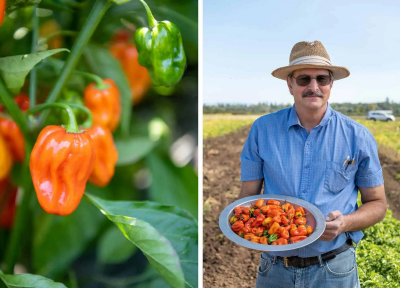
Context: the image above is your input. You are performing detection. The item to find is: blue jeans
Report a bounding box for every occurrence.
[256,246,360,288]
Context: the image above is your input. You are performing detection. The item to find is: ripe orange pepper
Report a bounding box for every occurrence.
[254,199,264,208]
[295,206,305,214]
[271,238,288,245]
[30,125,96,216]
[251,227,265,237]
[267,199,280,206]
[277,227,289,239]
[110,30,151,105]
[260,236,269,245]
[234,207,243,217]
[0,178,17,228]
[244,233,255,241]
[242,207,250,215]
[280,215,289,226]
[268,221,280,235]
[253,208,261,217]
[0,0,5,26]
[290,227,307,237]
[260,205,269,214]
[0,118,25,162]
[0,134,12,181]
[86,125,118,187]
[306,225,313,235]
[237,230,245,238]
[252,214,265,227]
[289,236,308,243]
[84,78,121,132]
[0,94,29,162]
[262,216,272,226]
[240,214,250,222]
[250,236,261,243]
[231,220,244,232]
[295,217,307,225]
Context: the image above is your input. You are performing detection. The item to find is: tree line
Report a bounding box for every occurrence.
[204,100,400,116]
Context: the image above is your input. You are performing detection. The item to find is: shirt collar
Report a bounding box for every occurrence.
[286,102,333,131]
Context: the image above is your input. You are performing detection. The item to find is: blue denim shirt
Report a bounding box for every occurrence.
[240,103,384,257]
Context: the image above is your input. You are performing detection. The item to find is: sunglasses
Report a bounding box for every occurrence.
[291,74,332,86]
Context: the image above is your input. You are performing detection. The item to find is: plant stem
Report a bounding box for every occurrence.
[27,103,80,133]
[29,5,39,108]
[75,71,109,89]
[41,0,111,122]
[67,103,93,128]
[138,0,158,28]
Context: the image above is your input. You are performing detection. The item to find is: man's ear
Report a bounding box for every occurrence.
[287,76,293,95]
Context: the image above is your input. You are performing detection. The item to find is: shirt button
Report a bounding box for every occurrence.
[305,164,310,168]
[306,142,310,145]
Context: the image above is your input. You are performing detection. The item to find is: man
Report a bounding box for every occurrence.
[240,41,386,288]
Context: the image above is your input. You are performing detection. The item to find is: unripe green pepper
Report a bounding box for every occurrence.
[134,0,186,87]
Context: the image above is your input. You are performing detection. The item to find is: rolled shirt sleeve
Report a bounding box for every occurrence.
[355,129,384,187]
[241,120,264,181]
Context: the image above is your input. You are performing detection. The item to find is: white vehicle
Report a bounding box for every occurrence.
[366,110,396,121]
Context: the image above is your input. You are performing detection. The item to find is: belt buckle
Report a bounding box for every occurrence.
[283,257,291,267]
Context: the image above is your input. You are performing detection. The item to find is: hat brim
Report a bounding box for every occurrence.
[271,64,350,80]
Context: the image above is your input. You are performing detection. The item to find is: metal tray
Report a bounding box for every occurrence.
[219,194,325,251]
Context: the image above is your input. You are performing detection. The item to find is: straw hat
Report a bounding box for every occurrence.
[271,41,350,80]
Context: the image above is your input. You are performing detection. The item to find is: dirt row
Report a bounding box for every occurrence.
[203,125,400,288]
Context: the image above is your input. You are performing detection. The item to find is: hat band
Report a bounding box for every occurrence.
[289,55,331,66]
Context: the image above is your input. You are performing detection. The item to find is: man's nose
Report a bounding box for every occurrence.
[307,78,319,91]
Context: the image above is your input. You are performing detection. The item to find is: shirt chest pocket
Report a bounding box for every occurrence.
[324,161,357,193]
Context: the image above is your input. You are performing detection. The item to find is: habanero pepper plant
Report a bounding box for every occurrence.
[0,0,198,287]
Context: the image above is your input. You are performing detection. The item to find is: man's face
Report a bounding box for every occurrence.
[286,68,333,111]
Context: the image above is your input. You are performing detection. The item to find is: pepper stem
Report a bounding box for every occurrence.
[75,71,110,90]
[25,103,80,133]
[139,0,158,28]
[67,103,93,128]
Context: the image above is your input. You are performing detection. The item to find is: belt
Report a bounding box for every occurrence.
[276,238,354,268]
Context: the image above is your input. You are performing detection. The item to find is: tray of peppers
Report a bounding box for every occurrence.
[219,195,325,251]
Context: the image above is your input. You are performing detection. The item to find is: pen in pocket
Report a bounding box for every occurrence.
[345,157,355,171]
[342,156,350,168]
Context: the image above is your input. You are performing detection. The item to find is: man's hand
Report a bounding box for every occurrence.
[319,210,346,242]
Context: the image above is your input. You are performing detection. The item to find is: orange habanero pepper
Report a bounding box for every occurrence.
[84,79,121,132]
[289,236,308,244]
[0,0,5,26]
[271,238,288,245]
[30,126,95,216]
[0,134,12,181]
[267,199,281,206]
[110,30,151,105]
[268,221,280,235]
[295,217,307,225]
[260,236,269,245]
[86,125,118,187]
[231,220,244,232]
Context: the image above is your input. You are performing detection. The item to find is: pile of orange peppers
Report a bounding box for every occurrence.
[230,199,313,245]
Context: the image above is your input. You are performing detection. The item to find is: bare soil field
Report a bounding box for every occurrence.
[203,125,400,288]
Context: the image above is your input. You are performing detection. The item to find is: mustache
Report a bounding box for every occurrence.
[302,90,324,98]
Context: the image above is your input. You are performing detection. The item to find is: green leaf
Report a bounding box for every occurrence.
[85,193,189,288]
[115,137,157,165]
[33,197,105,279]
[0,271,66,288]
[97,225,138,264]
[83,44,131,136]
[0,49,69,95]
[146,152,198,219]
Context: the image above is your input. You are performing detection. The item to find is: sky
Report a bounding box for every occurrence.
[203,0,400,104]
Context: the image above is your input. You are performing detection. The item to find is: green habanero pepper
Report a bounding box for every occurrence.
[134,0,186,87]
